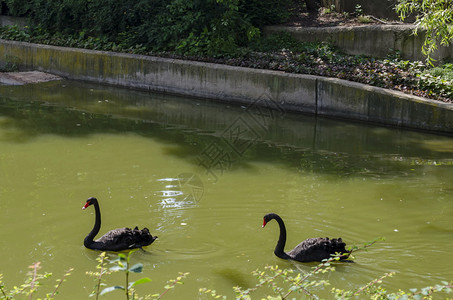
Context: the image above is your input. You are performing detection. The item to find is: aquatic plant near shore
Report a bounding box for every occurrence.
[85,251,112,299]
[0,243,451,299]
[85,250,189,300]
[0,262,72,299]
[200,239,453,299]
[97,250,152,299]
[201,263,453,299]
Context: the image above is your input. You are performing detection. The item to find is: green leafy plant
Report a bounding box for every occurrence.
[357,15,373,23]
[2,0,286,56]
[396,0,453,64]
[200,239,381,299]
[200,256,347,299]
[151,272,189,299]
[200,238,452,299]
[333,277,453,299]
[86,250,189,299]
[417,63,453,99]
[86,251,113,299]
[324,4,336,14]
[97,250,152,300]
[201,261,452,299]
[1,245,452,299]
[0,262,73,300]
[354,4,364,16]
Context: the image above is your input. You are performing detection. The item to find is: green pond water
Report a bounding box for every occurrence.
[0,80,452,299]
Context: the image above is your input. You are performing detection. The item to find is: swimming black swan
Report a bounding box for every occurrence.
[262,213,351,262]
[82,197,157,251]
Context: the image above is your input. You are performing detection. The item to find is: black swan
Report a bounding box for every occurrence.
[262,213,351,262]
[82,197,157,251]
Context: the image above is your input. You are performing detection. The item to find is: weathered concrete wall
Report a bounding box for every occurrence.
[317,78,453,132]
[0,15,27,28]
[0,39,452,133]
[0,40,318,113]
[264,25,453,63]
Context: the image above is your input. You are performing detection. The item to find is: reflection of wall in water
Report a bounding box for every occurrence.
[1,81,452,178]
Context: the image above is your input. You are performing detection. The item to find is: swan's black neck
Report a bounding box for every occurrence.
[84,201,101,247]
[269,214,291,259]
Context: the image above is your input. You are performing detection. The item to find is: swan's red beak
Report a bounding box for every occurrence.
[262,219,267,228]
[82,202,90,210]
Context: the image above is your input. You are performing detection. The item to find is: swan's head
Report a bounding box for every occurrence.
[83,197,98,210]
[263,213,279,228]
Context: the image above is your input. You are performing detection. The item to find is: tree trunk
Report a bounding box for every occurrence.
[305,0,320,13]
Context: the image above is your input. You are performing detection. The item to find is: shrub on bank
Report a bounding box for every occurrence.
[0,0,293,56]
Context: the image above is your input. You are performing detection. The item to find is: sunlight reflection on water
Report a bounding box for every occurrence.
[157,174,204,208]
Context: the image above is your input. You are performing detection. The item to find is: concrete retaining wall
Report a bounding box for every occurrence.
[264,25,453,63]
[317,78,452,132]
[0,39,452,133]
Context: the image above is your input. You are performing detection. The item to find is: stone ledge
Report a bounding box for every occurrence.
[0,71,61,85]
[264,24,453,63]
[0,39,451,133]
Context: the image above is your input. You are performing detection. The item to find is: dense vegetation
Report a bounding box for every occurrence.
[0,0,293,56]
[0,0,452,102]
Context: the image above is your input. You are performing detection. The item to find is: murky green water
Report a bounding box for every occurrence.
[0,80,452,299]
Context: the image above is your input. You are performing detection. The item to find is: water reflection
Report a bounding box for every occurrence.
[1,80,452,181]
[157,174,204,209]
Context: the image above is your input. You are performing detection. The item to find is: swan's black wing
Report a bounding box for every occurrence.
[131,226,157,247]
[94,227,156,251]
[288,237,349,262]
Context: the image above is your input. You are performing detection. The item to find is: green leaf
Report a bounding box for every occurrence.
[128,263,143,273]
[129,277,152,289]
[100,285,124,295]
[110,265,127,272]
[128,249,139,256]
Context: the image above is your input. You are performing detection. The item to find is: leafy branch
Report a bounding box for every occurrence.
[98,250,151,300]
[202,238,386,300]
[1,241,452,300]
[0,275,9,300]
[86,251,112,299]
[89,250,189,300]
[0,262,72,300]
[47,267,74,299]
[153,272,190,299]
[396,0,453,64]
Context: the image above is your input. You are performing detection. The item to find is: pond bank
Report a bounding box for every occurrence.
[0,39,452,134]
